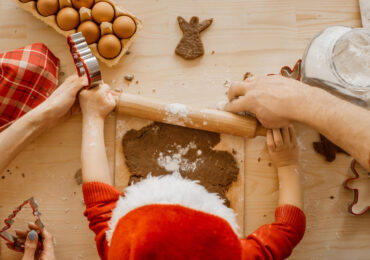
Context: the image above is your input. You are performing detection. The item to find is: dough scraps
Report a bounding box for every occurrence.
[313,134,349,162]
[122,122,239,205]
[175,16,213,60]
[74,169,82,185]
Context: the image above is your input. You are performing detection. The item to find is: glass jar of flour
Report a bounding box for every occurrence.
[301,26,370,108]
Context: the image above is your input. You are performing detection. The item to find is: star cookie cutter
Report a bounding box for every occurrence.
[0,197,44,252]
[67,32,102,89]
[344,160,370,215]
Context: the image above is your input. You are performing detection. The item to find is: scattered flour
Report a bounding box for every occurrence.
[223,79,231,88]
[164,103,192,124]
[216,100,228,110]
[157,142,203,173]
[165,103,189,118]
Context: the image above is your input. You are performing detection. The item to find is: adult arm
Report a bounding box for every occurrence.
[226,75,370,171]
[0,75,87,174]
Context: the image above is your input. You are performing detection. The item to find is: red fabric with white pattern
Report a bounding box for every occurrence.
[0,43,59,130]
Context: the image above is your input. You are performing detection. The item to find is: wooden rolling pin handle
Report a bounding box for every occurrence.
[117,93,267,138]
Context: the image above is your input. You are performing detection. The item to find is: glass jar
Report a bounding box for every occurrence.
[302,26,370,108]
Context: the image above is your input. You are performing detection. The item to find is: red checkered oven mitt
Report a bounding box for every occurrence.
[0,43,59,130]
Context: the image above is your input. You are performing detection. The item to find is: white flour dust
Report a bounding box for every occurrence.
[216,100,228,110]
[165,103,189,118]
[157,142,203,173]
[164,103,192,124]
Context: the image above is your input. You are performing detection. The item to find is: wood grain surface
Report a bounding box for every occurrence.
[0,0,368,259]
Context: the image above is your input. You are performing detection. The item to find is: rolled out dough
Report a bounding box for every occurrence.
[122,123,239,205]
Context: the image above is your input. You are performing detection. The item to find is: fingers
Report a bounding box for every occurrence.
[110,90,121,97]
[62,74,88,94]
[224,97,246,113]
[272,128,283,147]
[288,124,297,145]
[281,126,290,145]
[227,81,249,101]
[266,130,275,151]
[22,230,38,260]
[28,222,41,232]
[15,229,28,238]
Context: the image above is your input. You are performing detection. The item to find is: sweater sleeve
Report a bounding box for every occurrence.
[240,205,306,260]
[83,182,122,260]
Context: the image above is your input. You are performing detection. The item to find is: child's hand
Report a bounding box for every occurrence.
[267,125,298,168]
[79,83,118,119]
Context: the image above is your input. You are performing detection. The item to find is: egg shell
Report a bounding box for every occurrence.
[113,15,136,39]
[72,0,94,10]
[78,21,100,44]
[98,34,122,59]
[92,1,115,24]
[57,7,80,31]
[37,0,59,16]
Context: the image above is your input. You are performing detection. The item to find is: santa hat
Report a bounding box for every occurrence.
[106,173,242,259]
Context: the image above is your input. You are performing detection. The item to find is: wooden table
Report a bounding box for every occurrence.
[0,0,368,259]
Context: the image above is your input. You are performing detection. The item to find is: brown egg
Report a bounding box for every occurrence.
[72,0,94,10]
[78,21,100,44]
[98,34,122,59]
[36,0,59,16]
[113,15,136,39]
[56,7,80,31]
[91,2,115,24]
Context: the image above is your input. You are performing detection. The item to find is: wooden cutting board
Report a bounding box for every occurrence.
[114,113,246,235]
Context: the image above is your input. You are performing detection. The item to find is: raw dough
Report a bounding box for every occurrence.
[175,16,213,60]
[74,169,82,185]
[313,134,348,162]
[122,123,239,205]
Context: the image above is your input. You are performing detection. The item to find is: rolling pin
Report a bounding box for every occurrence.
[65,33,265,138]
[117,92,267,138]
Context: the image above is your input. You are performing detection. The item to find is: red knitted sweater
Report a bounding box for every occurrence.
[83,182,306,260]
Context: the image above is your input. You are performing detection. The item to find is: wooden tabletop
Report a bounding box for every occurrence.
[0,0,368,259]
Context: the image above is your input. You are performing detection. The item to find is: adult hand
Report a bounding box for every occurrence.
[36,74,88,129]
[225,75,311,128]
[7,222,56,260]
[79,83,118,120]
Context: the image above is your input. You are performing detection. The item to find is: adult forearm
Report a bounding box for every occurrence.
[0,109,47,173]
[291,87,370,171]
[277,165,303,210]
[81,117,112,184]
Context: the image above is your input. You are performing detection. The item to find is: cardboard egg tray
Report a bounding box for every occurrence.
[14,0,142,67]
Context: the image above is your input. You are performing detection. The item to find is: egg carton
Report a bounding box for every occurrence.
[14,0,142,67]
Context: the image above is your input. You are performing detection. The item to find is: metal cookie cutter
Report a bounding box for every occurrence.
[0,197,44,252]
[67,32,102,89]
[344,160,370,215]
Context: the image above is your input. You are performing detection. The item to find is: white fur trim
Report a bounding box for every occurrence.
[106,173,239,244]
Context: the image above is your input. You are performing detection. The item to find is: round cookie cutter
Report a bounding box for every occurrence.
[67,32,102,89]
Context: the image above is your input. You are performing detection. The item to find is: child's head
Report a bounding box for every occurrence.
[106,174,242,259]
[107,204,241,259]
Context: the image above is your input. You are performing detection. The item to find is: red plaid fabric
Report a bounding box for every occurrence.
[0,43,59,130]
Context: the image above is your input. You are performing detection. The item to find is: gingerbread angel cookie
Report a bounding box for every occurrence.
[175,16,213,60]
